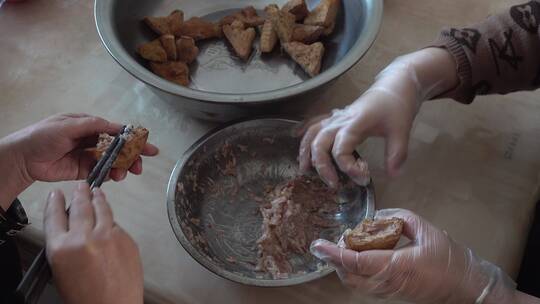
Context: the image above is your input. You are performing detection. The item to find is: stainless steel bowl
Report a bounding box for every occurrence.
[94,0,383,121]
[166,118,375,286]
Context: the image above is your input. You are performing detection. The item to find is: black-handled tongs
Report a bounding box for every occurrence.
[15,125,133,304]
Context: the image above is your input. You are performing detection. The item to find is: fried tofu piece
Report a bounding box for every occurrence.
[136,39,167,62]
[283,41,325,77]
[292,24,324,44]
[264,4,280,22]
[176,36,199,64]
[89,127,149,170]
[143,10,184,36]
[260,19,278,53]
[265,3,280,15]
[282,0,309,21]
[323,20,336,36]
[179,17,221,41]
[150,61,190,86]
[259,4,280,53]
[270,11,296,43]
[223,20,256,61]
[159,35,177,61]
[304,0,339,35]
[220,6,265,27]
[344,218,404,252]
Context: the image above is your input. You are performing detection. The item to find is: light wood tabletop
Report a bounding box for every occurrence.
[1,0,540,303]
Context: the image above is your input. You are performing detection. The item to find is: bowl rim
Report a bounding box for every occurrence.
[165,117,376,287]
[94,1,383,105]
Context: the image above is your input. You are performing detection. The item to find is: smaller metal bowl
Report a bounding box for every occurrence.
[166,118,375,287]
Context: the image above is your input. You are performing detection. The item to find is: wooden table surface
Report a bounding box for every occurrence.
[2,0,540,303]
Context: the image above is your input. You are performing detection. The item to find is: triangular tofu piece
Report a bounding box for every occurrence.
[264,4,280,21]
[176,36,199,64]
[223,20,256,61]
[283,41,325,77]
[159,35,177,61]
[265,3,280,13]
[136,39,167,62]
[270,11,296,43]
[282,0,309,21]
[304,0,339,29]
[220,6,265,27]
[144,10,184,36]
[150,61,190,86]
[260,19,278,53]
[292,24,324,44]
[179,17,222,41]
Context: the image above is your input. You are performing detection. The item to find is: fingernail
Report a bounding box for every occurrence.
[321,177,336,189]
[92,188,103,196]
[315,168,333,188]
[309,239,332,260]
[48,190,56,200]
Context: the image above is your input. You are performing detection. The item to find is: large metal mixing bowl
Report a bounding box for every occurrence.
[94,0,383,121]
[166,118,375,286]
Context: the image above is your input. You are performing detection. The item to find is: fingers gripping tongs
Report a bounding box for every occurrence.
[15,125,133,304]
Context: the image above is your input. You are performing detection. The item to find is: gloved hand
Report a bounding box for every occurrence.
[310,209,518,304]
[44,183,143,304]
[298,48,458,187]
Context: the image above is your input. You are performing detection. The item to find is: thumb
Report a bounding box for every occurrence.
[385,130,409,177]
[310,239,393,276]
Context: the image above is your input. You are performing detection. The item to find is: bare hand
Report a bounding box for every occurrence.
[44,183,143,304]
[5,113,159,183]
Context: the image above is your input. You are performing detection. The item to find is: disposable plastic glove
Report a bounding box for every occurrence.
[298,48,458,187]
[310,209,518,304]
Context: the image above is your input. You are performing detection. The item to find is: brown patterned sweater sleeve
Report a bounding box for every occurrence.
[430,1,540,104]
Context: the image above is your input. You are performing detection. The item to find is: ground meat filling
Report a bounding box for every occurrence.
[256,176,337,279]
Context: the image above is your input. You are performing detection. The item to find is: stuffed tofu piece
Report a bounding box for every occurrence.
[223,20,256,61]
[259,4,280,53]
[282,0,309,21]
[292,24,324,44]
[150,61,190,86]
[220,6,265,27]
[283,41,325,77]
[144,10,184,36]
[304,0,340,36]
[176,36,199,64]
[270,10,296,43]
[179,17,222,40]
[159,35,177,61]
[136,39,168,62]
[344,218,404,252]
[89,127,149,170]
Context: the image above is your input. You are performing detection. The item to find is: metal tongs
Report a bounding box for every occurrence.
[15,125,133,304]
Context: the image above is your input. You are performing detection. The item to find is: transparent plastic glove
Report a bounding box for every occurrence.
[310,209,517,304]
[298,48,458,187]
